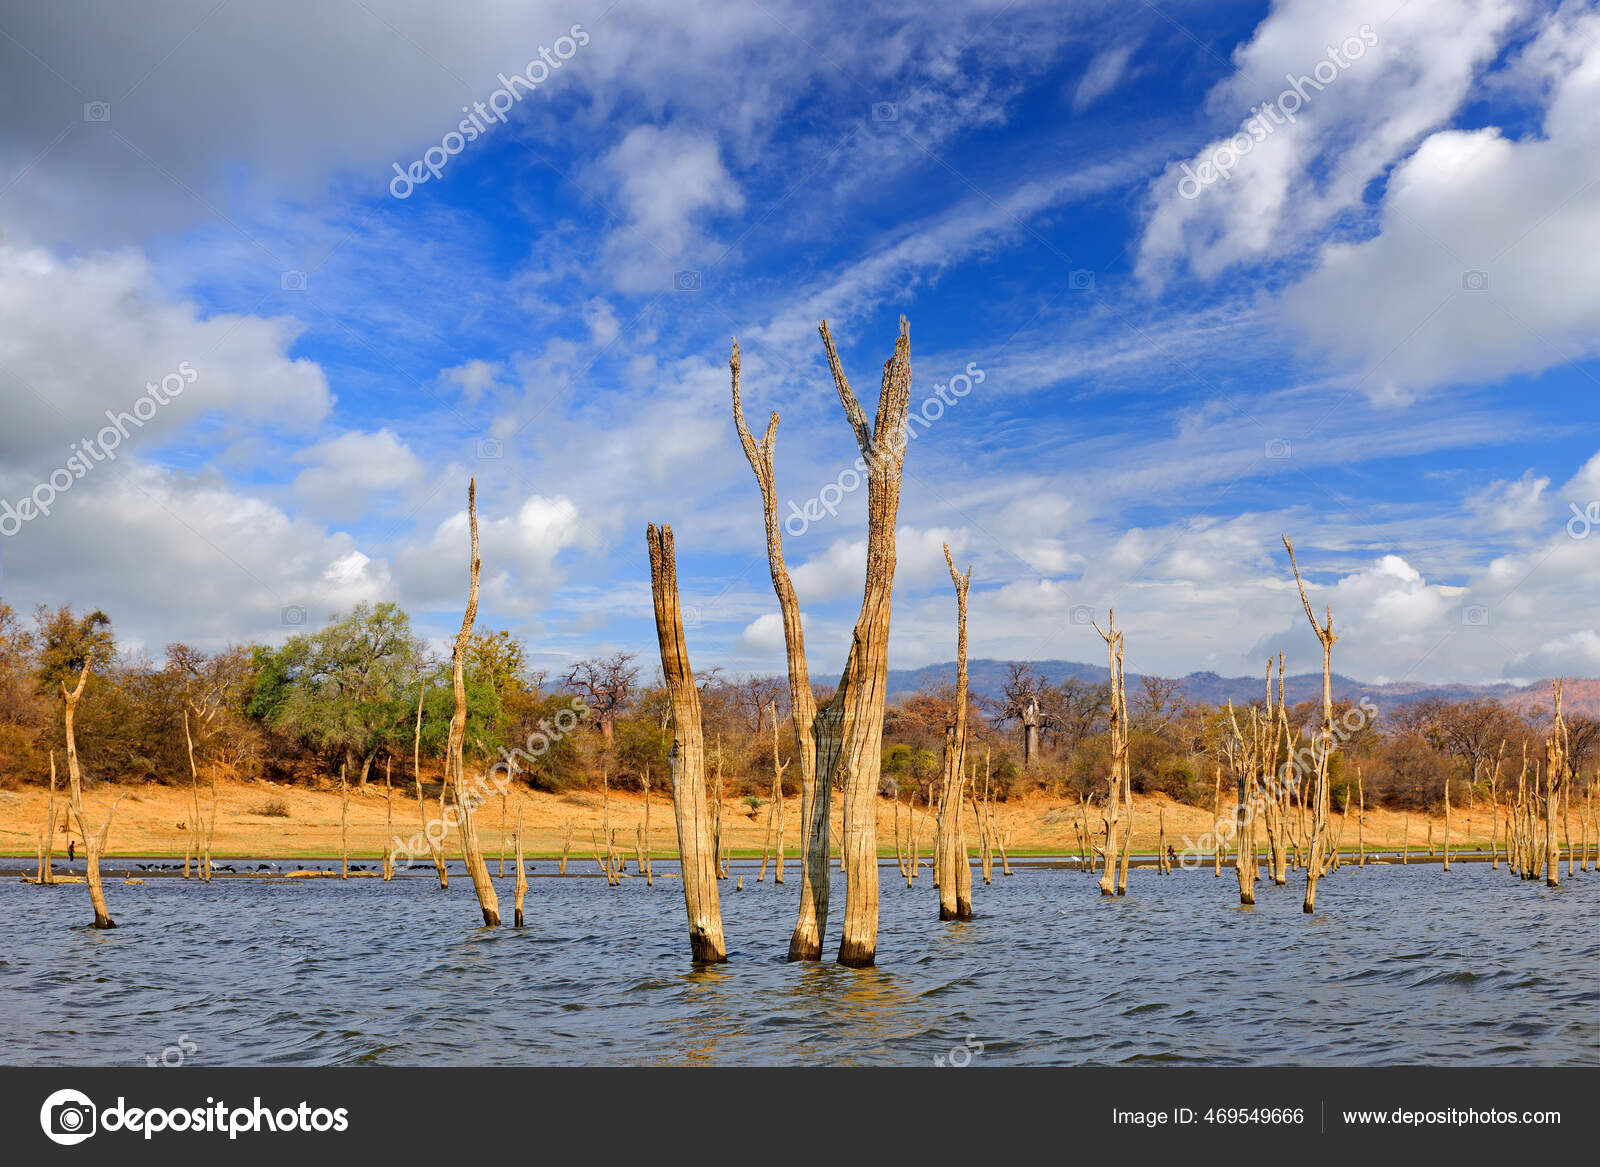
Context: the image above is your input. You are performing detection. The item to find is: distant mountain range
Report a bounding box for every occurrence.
[885,659,1600,718]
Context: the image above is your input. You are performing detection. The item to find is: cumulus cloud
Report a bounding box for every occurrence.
[0,244,331,470]
[591,124,744,293]
[1279,2,1600,401]
[1138,0,1525,285]
[292,429,425,519]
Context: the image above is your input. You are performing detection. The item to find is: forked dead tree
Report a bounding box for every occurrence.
[731,319,914,966]
[1283,535,1338,914]
[449,480,500,926]
[646,523,726,962]
[934,545,974,920]
[61,656,121,928]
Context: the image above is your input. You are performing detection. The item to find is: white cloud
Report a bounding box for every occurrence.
[1072,43,1136,112]
[1138,0,1526,285]
[292,429,424,519]
[1468,470,1551,534]
[0,244,331,470]
[0,463,390,650]
[1280,2,1600,401]
[592,124,744,293]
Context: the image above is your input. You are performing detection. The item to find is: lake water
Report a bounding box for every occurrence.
[2,859,1595,1066]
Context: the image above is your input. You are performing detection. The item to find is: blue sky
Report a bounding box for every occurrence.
[0,0,1596,686]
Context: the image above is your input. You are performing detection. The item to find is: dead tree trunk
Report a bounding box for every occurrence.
[499,790,509,878]
[340,761,350,880]
[1284,535,1338,914]
[1545,681,1568,888]
[712,741,727,880]
[1357,768,1366,867]
[450,480,500,926]
[935,546,974,920]
[1212,766,1223,877]
[647,523,726,962]
[559,820,573,875]
[642,772,654,886]
[37,753,58,885]
[1443,776,1451,872]
[513,804,528,928]
[383,757,395,880]
[61,658,120,928]
[1226,703,1257,906]
[733,322,913,966]
[732,341,823,957]
[412,683,447,888]
[762,702,789,884]
[1094,611,1133,897]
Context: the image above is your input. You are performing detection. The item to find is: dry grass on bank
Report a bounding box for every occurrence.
[0,777,1500,862]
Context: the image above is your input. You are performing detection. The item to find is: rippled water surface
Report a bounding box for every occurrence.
[2,860,1595,1066]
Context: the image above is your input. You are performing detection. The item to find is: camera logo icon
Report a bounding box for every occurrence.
[1462,269,1488,291]
[1461,604,1489,627]
[281,270,307,291]
[280,604,307,627]
[871,101,899,123]
[1069,604,1094,626]
[476,437,504,460]
[1265,438,1292,460]
[673,270,701,292]
[41,1088,97,1145]
[83,101,112,123]
[1068,269,1095,292]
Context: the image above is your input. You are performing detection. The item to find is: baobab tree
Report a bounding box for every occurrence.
[996,663,1045,767]
[934,545,974,920]
[450,480,501,926]
[646,523,726,962]
[563,653,637,743]
[731,317,914,966]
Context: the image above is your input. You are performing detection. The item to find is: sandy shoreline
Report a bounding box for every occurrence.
[0,776,1514,863]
